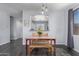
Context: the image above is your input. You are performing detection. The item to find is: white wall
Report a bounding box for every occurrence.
[0,11,10,45]
[64,10,68,46]
[23,10,34,45]
[23,10,67,45]
[73,35,79,52]
[49,11,67,44]
[0,10,22,45]
[13,17,22,40]
[0,4,22,45]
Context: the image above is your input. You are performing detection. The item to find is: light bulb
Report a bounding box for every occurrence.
[41,11,44,15]
[45,7,48,12]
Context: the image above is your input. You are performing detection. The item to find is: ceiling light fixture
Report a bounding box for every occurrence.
[41,4,48,15]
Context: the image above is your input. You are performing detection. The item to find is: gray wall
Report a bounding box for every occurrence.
[0,10,22,45]
[13,17,22,40]
[0,11,10,45]
[23,10,67,45]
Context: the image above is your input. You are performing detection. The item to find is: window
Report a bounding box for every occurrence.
[73,8,79,35]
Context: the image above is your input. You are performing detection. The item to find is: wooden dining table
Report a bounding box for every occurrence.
[26,37,56,56]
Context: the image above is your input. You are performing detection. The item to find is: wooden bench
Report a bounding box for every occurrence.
[26,38,56,56]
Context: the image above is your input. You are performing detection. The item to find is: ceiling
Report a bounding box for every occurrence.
[0,3,78,17]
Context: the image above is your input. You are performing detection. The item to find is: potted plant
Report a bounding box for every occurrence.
[37,27,43,37]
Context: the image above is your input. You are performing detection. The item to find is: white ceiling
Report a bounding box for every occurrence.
[3,3,74,11]
[0,3,78,17]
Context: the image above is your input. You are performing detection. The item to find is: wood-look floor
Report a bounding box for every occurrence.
[0,38,79,56]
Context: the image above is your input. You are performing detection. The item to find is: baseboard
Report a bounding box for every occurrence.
[0,41,10,46]
[62,45,79,56]
[74,49,79,53]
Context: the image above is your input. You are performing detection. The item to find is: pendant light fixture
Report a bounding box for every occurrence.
[41,3,48,15]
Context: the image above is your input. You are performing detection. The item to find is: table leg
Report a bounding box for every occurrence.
[28,47,33,56]
[54,40,56,56]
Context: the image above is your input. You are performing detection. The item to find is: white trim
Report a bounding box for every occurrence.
[74,48,79,53]
[0,40,10,46]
